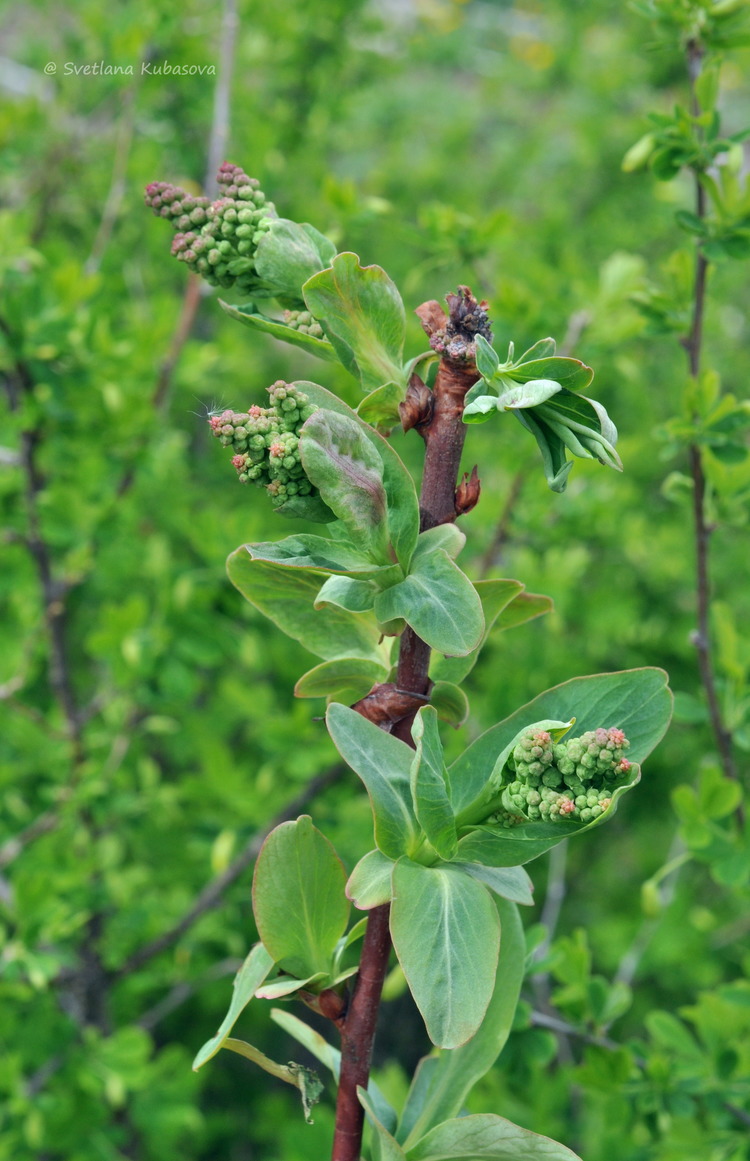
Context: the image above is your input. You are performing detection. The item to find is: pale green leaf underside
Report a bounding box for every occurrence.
[398,898,525,1148]
[390,859,500,1049]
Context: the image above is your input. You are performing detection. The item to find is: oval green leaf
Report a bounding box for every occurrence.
[252,815,349,979]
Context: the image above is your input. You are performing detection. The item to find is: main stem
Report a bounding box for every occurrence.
[330,308,481,1161]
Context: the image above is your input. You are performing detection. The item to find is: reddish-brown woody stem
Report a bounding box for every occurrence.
[331,288,486,1161]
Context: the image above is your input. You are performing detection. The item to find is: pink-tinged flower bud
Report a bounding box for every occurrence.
[231,454,247,470]
[558,797,576,815]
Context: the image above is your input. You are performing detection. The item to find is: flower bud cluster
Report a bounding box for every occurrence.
[208,381,318,508]
[493,726,631,826]
[145,162,277,294]
[283,309,324,338]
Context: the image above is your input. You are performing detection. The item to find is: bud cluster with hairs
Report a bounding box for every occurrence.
[145,162,276,294]
[208,381,319,508]
[495,725,631,826]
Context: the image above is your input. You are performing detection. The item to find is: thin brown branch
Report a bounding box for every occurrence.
[680,43,738,791]
[0,318,83,761]
[0,798,71,869]
[204,0,238,195]
[84,74,142,275]
[136,957,242,1032]
[531,1008,750,1131]
[478,468,525,579]
[115,764,345,977]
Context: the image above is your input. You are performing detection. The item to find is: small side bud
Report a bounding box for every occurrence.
[455,465,480,516]
[399,373,433,434]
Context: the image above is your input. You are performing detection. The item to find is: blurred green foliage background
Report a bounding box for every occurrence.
[1,1,748,1158]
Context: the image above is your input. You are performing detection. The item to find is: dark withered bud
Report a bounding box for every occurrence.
[455,465,481,516]
[399,372,433,434]
[425,287,493,363]
[445,286,491,338]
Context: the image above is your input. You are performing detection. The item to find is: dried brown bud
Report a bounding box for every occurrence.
[399,373,433,434]
[415,300,448,337]
[351,682,430,730]
[455,465,481,516]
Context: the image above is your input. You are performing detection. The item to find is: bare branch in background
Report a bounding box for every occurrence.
[115,764,345,977]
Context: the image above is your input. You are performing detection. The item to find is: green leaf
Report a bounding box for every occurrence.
[414,524,467,562]
[536,391,621,471]
[326,703,420,859]
[226,552,386,664]
[254,219,336,301]
[359,1089,408,1161]
[299,410,391,564]
[252,816,349,979]
[221,1040,323,1124]
[406,1112,582,1160]
[303,252,407,392]
[474,334,500,380]
[463,394,500,423]
[506,356,593,392]
[347,849,395,909]
[314,574,378,613]
[451,825,572,869]
[357,381,406,428]
[516,337,556,363]
[390,859,500,1048]
[398,898,525,1147]
[450,862,534,906]
[494,591,553,632]
[374,550,484,657]
[478,668,673,767]
[294,658,388,699]
[430,579,526,684]
[297,381,419,569]
[515,409,574,492]
[270,1010,397,1134]
[429,681,470,727]
[217,300,338,362]
[495,378,563,410]
[271,1008,341,1076]
[271,492,337,524]
[410,707,457,860]
[255,973,328,999]
[192,943,274,1070]
[241,532,388,577]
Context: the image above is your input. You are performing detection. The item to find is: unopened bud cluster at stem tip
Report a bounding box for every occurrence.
[144,162,276,293]
[208,381,318,508]
[494,726,632,827]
